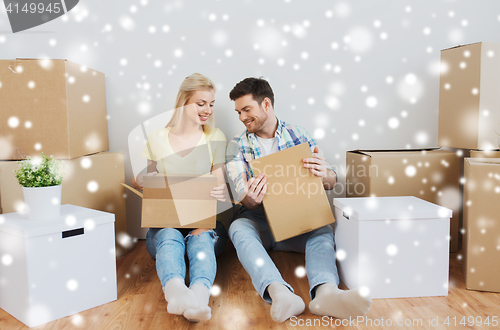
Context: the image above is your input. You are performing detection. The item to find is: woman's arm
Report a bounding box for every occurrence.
[210,163,229,202]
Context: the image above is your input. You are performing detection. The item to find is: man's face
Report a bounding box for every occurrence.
[234,94,268,134]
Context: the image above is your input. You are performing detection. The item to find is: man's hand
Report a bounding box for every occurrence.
[303,146,328,178]
[241,173,267,210]
[211,184,229,202]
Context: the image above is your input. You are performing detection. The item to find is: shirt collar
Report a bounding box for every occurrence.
[246,116,283,140]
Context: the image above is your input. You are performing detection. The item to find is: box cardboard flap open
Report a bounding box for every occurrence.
[465,158,500,166]
[250,143,335,242]
[123,174,217,229]
[353,148,444,157]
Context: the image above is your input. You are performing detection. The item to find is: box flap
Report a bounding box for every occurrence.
[122,183,143,198]
[350,148,442,157]
[0,204,114,238]
[465,157,500,166]
[441,42,482,51]
[333,196,452,221]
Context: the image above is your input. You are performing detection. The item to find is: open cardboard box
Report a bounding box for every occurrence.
[0,58,109,160]
[249,143,335,242]
[123,174,217,228]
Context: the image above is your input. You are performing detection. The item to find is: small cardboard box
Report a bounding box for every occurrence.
[0,205,117,328]
[438,42,500,149]
[334,196,451,299]
[0,153,127,254]
[346,149,461,252]
[250,143,335,242]
[470,150,500,158]
[123,174,217,228]
[0,58,109,160]
[462,158,500,293]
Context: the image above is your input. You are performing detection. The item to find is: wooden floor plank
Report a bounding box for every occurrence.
[1,240,499,329]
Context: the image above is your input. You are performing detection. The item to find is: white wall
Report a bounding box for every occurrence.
[1,0,499,238]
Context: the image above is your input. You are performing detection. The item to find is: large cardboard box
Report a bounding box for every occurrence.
[0,153,127,252]
[462,158,500,293]
[0,205,117,327]
[123,174,217,228]
[438,42,500,150]
[334,196,451,299]
[0,58,109,160]
[250,143,335,242]
[346,149,461,252]
[470,150,500,158]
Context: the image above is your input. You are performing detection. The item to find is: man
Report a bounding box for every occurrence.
[226,77,372,323]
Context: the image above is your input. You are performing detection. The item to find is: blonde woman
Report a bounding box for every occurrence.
[133,73,228,322]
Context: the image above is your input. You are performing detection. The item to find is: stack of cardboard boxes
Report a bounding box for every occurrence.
[0,58,128,256]
[346,42,500,293]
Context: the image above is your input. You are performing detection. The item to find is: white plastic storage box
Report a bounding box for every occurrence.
[333,196,451,299]
[0,205,117,327]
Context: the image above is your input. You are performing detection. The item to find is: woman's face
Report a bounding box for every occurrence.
[184,90,215,126]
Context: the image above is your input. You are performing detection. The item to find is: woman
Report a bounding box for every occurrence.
[132,73,228,322]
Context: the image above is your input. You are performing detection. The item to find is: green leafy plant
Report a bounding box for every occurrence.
[14,153,66,188]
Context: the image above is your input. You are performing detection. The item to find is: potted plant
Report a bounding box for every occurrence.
[14,153,66,220]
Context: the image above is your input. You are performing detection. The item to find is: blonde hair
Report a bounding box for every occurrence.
[166,73,216,134]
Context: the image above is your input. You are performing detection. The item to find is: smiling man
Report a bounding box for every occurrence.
[225,77,372,323]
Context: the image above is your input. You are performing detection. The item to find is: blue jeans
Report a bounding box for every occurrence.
[146,221,227,291]
[229,209,339,303]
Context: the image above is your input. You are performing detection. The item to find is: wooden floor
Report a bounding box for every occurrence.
[1,241,499,330]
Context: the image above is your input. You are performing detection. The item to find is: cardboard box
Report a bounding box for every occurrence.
[250,143,335,242]
[123,174,217,228]
[0,58,109,160]
[438,42,500,150]
[0,153,127,251]
[0,205,117,327]
[470,150,500,158]
[334,196,451,299]
[346,149,461,252]
[462,158,500,293]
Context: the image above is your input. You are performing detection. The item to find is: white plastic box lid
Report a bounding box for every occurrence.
[0,204,115,238]
[333,196,452,221]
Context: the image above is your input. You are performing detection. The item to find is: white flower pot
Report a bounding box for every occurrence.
[22,185,62,220]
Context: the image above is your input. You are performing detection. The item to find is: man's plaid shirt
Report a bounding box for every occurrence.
[226,117,332,201]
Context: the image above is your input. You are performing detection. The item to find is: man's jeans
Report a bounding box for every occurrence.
[229,208,339,302]
[146,222,226,291]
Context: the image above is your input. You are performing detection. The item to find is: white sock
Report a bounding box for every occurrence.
[309,283,372,319]
[183,283,212,322]
[267,282,305,323]
[163,278,199,315]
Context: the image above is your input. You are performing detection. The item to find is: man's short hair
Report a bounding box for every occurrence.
[229,77,274,107]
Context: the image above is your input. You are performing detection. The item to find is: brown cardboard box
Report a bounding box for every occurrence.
[0,153,127,248]
[346,149,461,252]
[438,42,500,150]
[123,174,217,229]
[249,143,335,242]
[463,158,500,292]
[470,150,500,158]
[0,58,109,160]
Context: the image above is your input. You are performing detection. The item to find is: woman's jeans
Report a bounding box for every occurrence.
[146,221,227,291]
